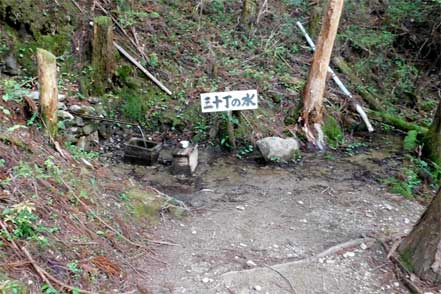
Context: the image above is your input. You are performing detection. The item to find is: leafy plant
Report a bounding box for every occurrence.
[2,80,30,103]
[403,130,418,151]
[236,144,254,159]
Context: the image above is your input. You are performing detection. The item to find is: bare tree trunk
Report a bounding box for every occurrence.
[397,189,441,284]
[92,16,115,95]
[423,100,441,165]
[301,0,344,149]
[240,0,258,31]
[37,48,58,139]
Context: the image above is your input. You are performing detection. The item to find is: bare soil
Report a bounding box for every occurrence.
[112,134,427,294]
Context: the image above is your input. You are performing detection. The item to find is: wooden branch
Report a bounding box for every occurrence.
[264,264,297,294]
[21,247,96,294]
[114,42,173,96]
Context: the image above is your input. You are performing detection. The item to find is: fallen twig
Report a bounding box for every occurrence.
[61,178,178,247]
[264,264,297,294]
[21,246,96,294]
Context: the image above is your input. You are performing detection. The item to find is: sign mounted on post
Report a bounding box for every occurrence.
[200,90,258,113]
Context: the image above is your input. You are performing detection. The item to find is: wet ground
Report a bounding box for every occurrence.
[111,134,424,294]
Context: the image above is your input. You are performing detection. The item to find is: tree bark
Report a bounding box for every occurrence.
[302,0,344,149]
[423,100,441,165]
[398,189,441,284]
[92,16,115,96]
[37,48,58,139]
[240,0,258,31]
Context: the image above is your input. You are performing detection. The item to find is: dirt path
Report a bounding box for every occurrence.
[117,136,423,294]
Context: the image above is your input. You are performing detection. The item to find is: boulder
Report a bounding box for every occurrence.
[83,124,97,135]
[57,110,74,121]
[256,137,300,162]
[69,104,96,116]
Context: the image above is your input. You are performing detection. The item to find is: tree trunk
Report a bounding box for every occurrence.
[92,16,115,96]
[240,0,258,31]
[423,100,441,165]
[37,48,58,139]
[302,0,344,149]
[397,189,441,284]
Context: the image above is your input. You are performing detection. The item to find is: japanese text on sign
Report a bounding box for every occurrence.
[200,90,258,113]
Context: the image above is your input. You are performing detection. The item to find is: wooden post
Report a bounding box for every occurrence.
[301,0,344,149]
[92,16,115,95]
[227,111,237,149]
[37,48,58,139]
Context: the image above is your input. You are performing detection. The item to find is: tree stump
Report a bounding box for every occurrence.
[301,0,344,149]
[92,16,115,95]
[397,189,441,284]
[37,48,58,139]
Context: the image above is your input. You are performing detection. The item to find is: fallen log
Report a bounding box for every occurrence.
[366,109,428,134]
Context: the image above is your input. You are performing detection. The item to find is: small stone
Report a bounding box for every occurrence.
[325,259,335,264]
[273,244,279,248]
[191,230,197,235]
[239,243,247,247]
[404,218,410,224]
[58,94,66,102]
[384,203,393,211]
[58,102,67,110]
[202,277,210,283]
[393,282,400,287]
[246,260,257,267]
[297,200,304,205]
[236,205,245,211]
[29,91,40,100]
[343,252,355,258]
[77,136,87,151]
[254,285,262,291]
[300,219,308,223]
[360,243,368,250]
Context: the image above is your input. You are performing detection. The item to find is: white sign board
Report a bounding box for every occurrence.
[201,90,258,113]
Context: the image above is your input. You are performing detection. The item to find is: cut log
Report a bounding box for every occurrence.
[92,16,115,95]
[37,48,58,139]
[397,188,441,284]
[302,0,344,149]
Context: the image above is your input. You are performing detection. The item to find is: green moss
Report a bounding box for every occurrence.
[95,15,111,26]
[323,116,344,149]
[399,247,416,273]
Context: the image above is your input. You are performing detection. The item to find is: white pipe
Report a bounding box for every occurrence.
[296,21,374,132]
